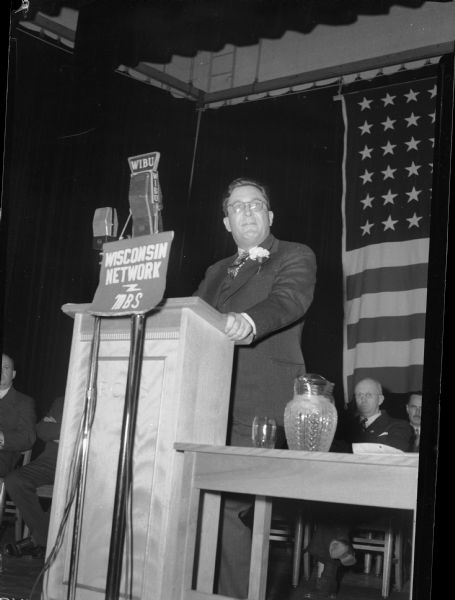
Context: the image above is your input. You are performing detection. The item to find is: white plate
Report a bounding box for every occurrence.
[352,443,405,455]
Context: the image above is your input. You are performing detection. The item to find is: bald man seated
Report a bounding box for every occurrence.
[302,377,413,599]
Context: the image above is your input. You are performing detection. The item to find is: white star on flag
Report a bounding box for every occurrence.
[381,93,395,106]
[406,186,422,202]
[405,137,420,151]
[359,121,373,135]
[429,112,436,123]
[382,116,396,130]
[360,194,374,209]
[359,145,373,159]
[407,213,423,228]
[360,220,374,235]
[404,89,419,102]
[428,85,437,98]
[405,161,421,176]
[382,189,398,205]
[405,112,420,127]
[381,165,397,180]
[381,141,396,155]
[359,97,373,110]
[359,169,374,184]
[382,215,398,231]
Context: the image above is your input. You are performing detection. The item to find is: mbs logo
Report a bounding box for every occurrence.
[112,284,144,310]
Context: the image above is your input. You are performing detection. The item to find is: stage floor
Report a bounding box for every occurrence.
[0,526,410,600]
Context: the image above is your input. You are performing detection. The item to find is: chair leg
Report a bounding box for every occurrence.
[382,530,394,598]
[0,480,5,514]
[375,555,383,577]
[15,508,24,541]
[364,532,373,573]
[394,529,403,592]
[292,510,304,587]
[303,521,311,581]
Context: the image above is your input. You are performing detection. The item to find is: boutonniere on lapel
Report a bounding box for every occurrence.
[249,247,270,272]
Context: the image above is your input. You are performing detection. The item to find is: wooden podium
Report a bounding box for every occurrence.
[44,297,234,600]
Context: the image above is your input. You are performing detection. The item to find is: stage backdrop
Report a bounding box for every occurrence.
[1,27,440,418]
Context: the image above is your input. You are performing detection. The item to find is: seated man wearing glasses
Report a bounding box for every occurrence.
[344,378,413,452]
[303,377,413,599]
[195,177,316,598]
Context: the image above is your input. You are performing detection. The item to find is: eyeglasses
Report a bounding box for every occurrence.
[227,200,267,214]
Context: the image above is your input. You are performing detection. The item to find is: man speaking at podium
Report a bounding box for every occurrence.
[195,177,316,597]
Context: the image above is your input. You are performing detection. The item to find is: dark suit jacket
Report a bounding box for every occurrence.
[195,234,316,437]
[350,410,413,452]
[0,386,36,475]
[35,395,64,460]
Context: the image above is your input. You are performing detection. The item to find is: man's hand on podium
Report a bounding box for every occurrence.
[224,312,253,343]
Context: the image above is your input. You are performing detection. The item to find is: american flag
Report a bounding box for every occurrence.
[341,76,437,401]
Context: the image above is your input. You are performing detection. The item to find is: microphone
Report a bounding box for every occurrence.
[92,207,118,250]
[127,151,163,237]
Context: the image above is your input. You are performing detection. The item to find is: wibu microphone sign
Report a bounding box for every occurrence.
[128,151,160,173]
[89,231,174,316]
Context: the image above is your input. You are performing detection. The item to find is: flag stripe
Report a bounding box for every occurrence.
[346,289,427,323]
[347,365,424,396]
[346,263,428,299]
[345,239,430,276]
[345,339,425,369]
[347,313,426,348]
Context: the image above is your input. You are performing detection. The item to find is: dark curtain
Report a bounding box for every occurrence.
[2,28,344,413]
[1,29,198,412]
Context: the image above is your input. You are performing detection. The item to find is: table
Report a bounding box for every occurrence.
[173,444,418,600]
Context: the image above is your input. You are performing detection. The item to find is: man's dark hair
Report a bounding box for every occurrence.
[222,177,271,215]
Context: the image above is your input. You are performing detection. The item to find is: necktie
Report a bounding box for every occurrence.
[413,427,420,451]
[360,418,368,431]
[227,251,249,279]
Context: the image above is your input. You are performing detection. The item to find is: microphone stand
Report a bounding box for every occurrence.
[105,207,162,600]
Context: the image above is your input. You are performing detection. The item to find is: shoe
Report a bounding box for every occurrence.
[302,588,337,600]
[302,562,338,599]
[329,539,356,566]
[238,505,254,529]
[4,536,45,558]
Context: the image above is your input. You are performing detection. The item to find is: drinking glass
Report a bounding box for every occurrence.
[252,416,277,448]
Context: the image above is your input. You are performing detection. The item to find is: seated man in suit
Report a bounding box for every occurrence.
[406,391,422,452]
[0,353,36,477]
[4,395,64,558]
[303,377,413,599]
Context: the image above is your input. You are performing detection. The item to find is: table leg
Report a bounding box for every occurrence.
[249,495,272,600]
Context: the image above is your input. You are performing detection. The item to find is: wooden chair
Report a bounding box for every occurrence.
[290,516,403,598]
[269,505,312,587]
[0,449,33,541]
[351,520,403,598]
